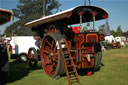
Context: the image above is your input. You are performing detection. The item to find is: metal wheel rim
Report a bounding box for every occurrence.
[40,35,59,76]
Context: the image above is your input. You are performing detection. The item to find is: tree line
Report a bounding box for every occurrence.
[99,24,128,39]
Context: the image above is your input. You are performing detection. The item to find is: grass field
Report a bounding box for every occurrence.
[7,48,128,85]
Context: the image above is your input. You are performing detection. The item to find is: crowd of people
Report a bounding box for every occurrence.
[102,39,128,52]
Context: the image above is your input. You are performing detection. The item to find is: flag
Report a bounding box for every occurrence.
[104,19,110,36]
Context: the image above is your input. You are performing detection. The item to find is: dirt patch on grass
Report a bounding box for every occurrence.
[112,54,128,58]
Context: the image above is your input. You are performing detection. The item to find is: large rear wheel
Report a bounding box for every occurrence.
[40,33,65,77]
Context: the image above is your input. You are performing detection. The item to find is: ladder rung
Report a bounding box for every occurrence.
[83,56,93,58]
[72,57,76,60]
[64,53,69,55]
[70,77,77,80]
[67,65,77,68]
[63,48,68,51]
[67,65,74,67]
[68,71,75,74]
[64,55,69,58]
[70,50,77,52]
[71,80,78,83]
[75,65,78,67]
[78,48,86,50]
[61,41,66,44]
[65,58,71,61]
[79,60,86,62]
[65,57,76,61]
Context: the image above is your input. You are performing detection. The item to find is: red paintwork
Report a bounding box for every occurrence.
[78,12,85,16]
[11,45,13,55]
[72,33,98,69]
[67,11,72,17]
[86,34,98,43]
[47,29,59,33]
[91,11,97,16]
[99,34,105,41]
[74,34,84,48]
[72,26,81,34]
[87,71,92,76]
[102,15,108,19]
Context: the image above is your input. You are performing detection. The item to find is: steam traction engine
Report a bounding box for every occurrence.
[0,9,13,84]
[25,5,108,85]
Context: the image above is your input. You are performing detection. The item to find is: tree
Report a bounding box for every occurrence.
[110,30,116,37]
[116,25,123,36]
[4,0,61,36]
[99,24,105,34]
[122,30,128,41]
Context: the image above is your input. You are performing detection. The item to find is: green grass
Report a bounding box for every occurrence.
[7,48,128,85]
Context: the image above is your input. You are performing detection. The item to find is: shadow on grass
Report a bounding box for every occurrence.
[60,65,104,79]
[8,59,42,83]
[77,63,105,76]
[59,63,105,79]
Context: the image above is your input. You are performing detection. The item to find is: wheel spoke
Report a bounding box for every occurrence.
[46,40,53,48]
[43,50,49,55]
[50,64,56,73]
[45,45,50,50]
[52,52,58,62]
[54,53,58,56]
[45,60,52,66]
[53,45,57,52]
[52,40,54,46]
[53,57,58,63]
[52,40,56,49]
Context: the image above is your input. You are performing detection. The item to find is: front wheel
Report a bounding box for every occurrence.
[19,53,27,62]
[28,47,38,68]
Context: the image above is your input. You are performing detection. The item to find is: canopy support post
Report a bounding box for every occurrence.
[80,15,82,32]
[79,12,84,32]
[93,16,95,31]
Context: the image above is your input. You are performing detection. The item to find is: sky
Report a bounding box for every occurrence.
[0,0,128,34]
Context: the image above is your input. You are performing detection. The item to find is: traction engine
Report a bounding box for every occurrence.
[25,5,108,85]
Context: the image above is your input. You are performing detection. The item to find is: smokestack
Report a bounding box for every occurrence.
[43,0,45,17]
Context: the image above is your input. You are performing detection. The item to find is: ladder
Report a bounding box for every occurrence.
[58,40,80,85]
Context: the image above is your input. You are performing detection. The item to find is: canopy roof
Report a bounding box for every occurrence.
[0,9,13,25]
[25,5,108,28]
